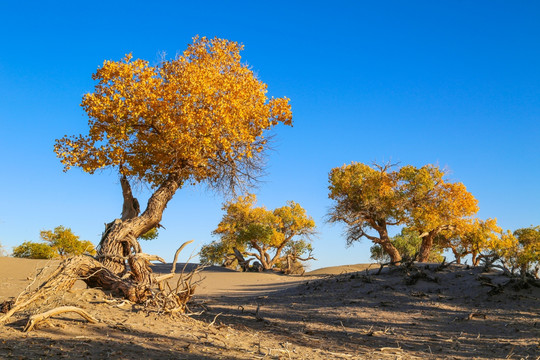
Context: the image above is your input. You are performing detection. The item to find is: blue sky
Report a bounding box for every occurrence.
[0,1,538,269]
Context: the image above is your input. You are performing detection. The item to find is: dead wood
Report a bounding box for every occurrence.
[434,257,457,272]
[376,259,402,275]
[23,306,98,332]
[233,247,252,272]
[1,241,198,328]
[154,240,194,283]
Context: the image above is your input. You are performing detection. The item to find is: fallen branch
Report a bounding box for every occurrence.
[23,306,98,332]
[435,257,457,271]
[155,240,194,283]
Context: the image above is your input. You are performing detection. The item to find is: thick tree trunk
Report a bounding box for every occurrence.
[369,220,401,264]
[379,239,402,264]
[472,251,479,266]
[418,231,435,262]
[96,173,182,298]
[376,229,401,264]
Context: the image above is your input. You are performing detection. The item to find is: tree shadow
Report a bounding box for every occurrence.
[196,265,540,359]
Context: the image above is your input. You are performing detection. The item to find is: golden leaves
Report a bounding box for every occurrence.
[55,36,292,188]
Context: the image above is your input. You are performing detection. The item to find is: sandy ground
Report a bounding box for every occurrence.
[0,257,539,359]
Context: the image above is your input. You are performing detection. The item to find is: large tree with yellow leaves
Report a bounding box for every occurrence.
[327,162,479,264]
[53,36,292,300]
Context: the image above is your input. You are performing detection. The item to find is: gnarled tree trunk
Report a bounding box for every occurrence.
[97,174,181,290]
[373,222,402,264]
[418,231,436,263]
[418,225,454,263]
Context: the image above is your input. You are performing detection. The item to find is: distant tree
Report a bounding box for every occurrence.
[201,194,316,271]
[12,241,57,259]
[370,228,444,264]
[327,162,410,263]
[51,36,292,303]
[39,226,96,257]
[0,241,6,256]
[487,226,540,278]
[328,162,479,263]
[439,218,500,265]
[12,227,96,259]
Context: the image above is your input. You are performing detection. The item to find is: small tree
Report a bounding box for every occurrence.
[201,194,316,271]
[488,226,540,278]
[40,226,96,258]
[13,241,57,259]
[370,228,444,263]
[12,227,96,259]
[439,218,500,265]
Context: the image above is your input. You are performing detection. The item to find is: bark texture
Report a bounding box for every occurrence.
[98,174,181,286]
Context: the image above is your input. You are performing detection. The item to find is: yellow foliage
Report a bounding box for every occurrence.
[488,226,540,276]
[54,36,292,188]
[203,194,316,269]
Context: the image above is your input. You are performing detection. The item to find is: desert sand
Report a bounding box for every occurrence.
[0,257,538,359]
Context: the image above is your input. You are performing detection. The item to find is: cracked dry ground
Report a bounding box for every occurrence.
[1,264,539,359]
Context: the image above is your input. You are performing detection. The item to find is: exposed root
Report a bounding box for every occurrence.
[1,241,198,329]
[148,243,202,315]
[23,306,98,332]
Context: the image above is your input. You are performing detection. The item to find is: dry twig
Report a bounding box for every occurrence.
[23,306,98,332]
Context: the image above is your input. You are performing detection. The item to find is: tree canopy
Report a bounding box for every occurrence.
[401,165,478,261]
[54,36,292,192]
[327,162,478,263]
[200,194,316,271]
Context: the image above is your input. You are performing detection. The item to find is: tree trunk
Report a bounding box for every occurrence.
[369,220,401,264]
[96,173,182,298]
[418,231,435,262]
[472,251,479,266]
[450,246,461,264]
[376,229,401,264]
[379,240,401,263]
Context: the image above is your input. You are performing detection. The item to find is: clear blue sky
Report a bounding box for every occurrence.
[0,1,538,269]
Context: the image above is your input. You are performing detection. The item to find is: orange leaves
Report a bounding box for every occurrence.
[327,162,480,255]
[488,226,540,275]
[209,194,316,265]
[55,36,292,189]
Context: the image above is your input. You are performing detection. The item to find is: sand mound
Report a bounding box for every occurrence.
[1,257,538,359]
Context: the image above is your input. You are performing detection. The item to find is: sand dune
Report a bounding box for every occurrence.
[1,256,538,359]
